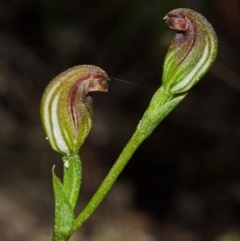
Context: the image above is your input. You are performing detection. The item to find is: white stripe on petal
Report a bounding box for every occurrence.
[51,95,69,154]
[171,41,210,92]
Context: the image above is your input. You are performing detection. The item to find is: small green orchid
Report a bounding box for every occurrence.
[162,8,218,93]
[40,65,109,155]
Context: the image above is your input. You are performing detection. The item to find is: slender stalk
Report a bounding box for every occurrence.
[52,154,82,241]
[63,154,82,209]
[71,87,185,233]
[52,233,70,241]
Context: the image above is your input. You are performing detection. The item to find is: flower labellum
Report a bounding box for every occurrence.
[40,65,109,155]
[162,8,218,93]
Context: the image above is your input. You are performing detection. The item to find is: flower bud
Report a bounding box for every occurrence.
[40,65,109,155]
[162,8,218,93]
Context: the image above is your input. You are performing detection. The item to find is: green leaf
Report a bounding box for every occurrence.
[136,87,185,137]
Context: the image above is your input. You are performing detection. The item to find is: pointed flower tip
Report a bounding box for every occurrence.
[40,65,109,156]
[162,8,218,94]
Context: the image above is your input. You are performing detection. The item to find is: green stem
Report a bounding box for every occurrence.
[63,154,82,209]
[52,233,70,241]
[52,154,82,241]
[71,87,185,234]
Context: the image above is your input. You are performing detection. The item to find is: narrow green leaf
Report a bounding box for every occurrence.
[137,87,185,137]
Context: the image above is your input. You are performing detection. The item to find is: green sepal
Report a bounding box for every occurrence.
[52,167,74,241]
[63,154,82,209]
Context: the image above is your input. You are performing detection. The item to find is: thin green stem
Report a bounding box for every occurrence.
[71,87,185,234]
[52,154,82,241]
[63,154,82,209]
[52,233,70,241]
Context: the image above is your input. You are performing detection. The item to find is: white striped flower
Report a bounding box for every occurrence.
[40,65,109,155]
[162,8,218,94]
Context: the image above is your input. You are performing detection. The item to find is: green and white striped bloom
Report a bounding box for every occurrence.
[40,65,109,155]
[162,8,218,94]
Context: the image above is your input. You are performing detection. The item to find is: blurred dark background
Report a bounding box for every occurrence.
[1,0,240,240]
